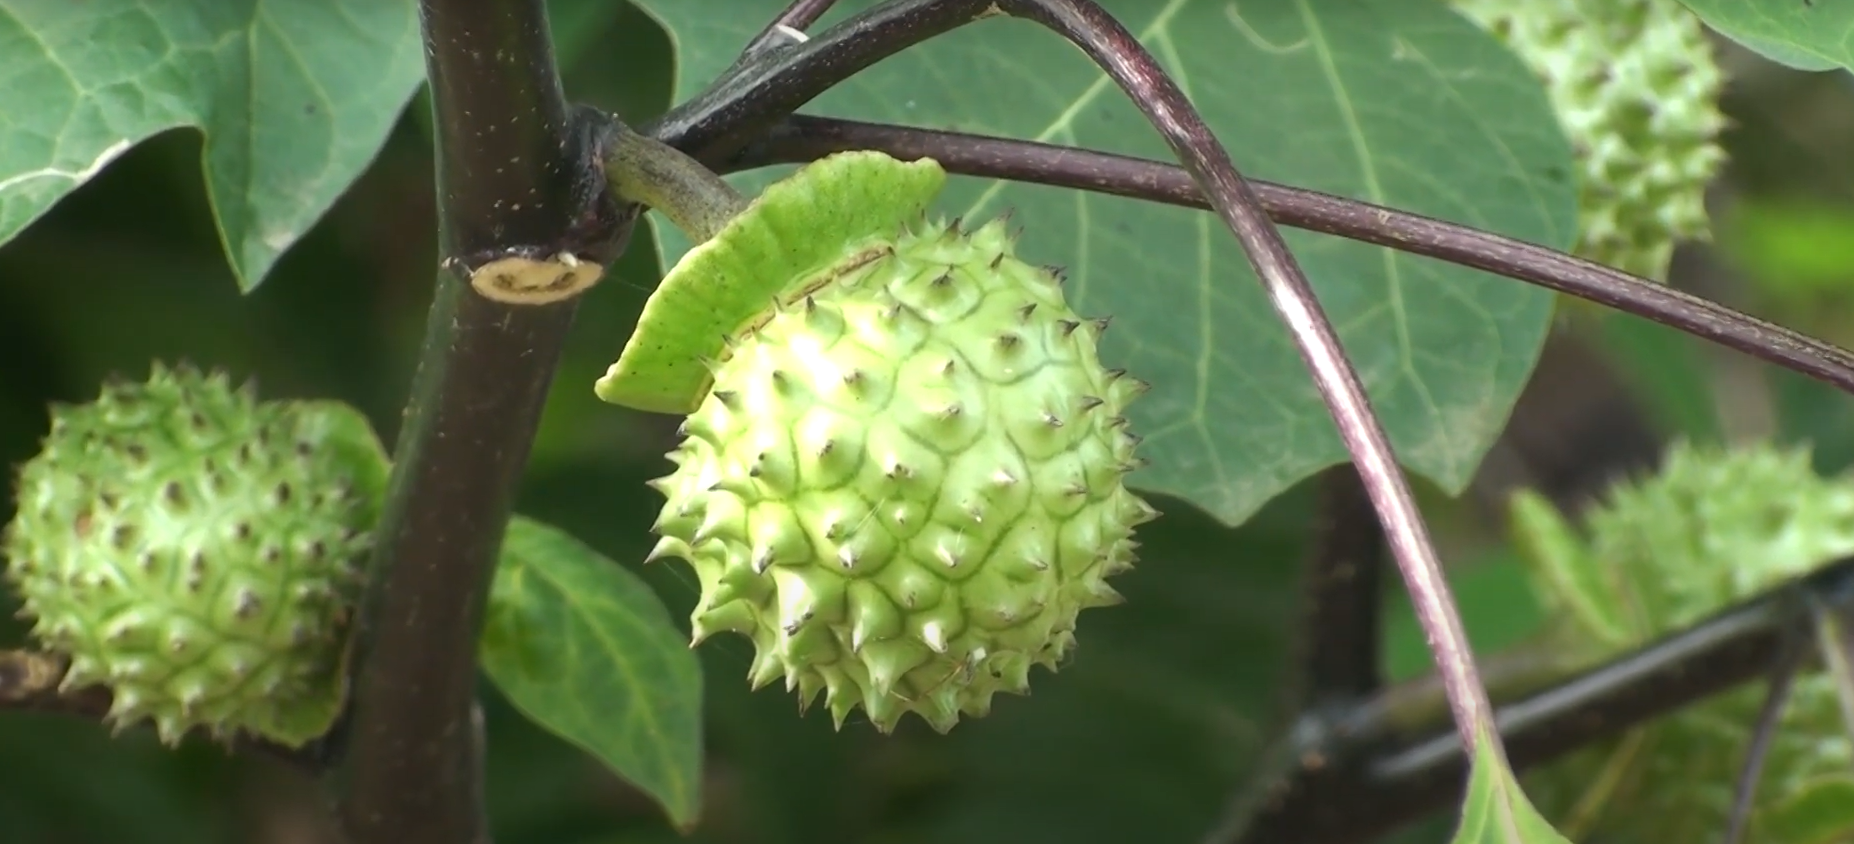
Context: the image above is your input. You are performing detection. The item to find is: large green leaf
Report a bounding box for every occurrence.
[482,515,706,832]
[0,1,426,290]
[1676,2,1854,72]
[633,0,1574,527]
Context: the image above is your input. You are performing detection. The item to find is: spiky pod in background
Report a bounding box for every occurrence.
[2,363,390,748]
[1509,443,1854,844]
[1453,0,1728,283]
[598,152,1156,734]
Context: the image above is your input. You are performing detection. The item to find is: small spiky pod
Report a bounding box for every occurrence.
[1509,442,1854,843]
[1454,0,1728,281]
[599,152,1156,734]
[2,363,390,747]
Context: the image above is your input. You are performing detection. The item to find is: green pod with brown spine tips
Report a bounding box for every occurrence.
[3,362,390,747]
[599,152,1157,733]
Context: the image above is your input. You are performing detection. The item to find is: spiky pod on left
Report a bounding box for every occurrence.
[2,363,391,748]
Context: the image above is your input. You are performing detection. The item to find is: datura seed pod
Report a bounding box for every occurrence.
[598,152,1158,733]
[3,363,389,747]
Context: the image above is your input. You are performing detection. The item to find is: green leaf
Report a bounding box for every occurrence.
[0,1,427,290]
[482,515,706,832]
[635,0,1574,526]
[1676,2,1854,72]
[1453,733,1574,844]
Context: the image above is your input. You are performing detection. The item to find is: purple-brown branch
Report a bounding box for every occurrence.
[728,116,1854,403]
[645,0,995,161]
[329,2,631,843]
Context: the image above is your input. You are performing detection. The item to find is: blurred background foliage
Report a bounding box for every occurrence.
[2,5,1853,844]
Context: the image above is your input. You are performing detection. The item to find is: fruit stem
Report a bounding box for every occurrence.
[604,122,750,244]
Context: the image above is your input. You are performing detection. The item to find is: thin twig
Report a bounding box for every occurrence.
[645,0,995,161]
[739,0,843,62]
[0,649,323,771]
[1234,558,1854,844]
[996,0,1495,761]
[1724,623,1809,844]
[330,2,632,843]
[728,115,1854,399]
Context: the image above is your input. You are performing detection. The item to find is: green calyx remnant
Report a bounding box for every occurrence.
[600,151,1158,733]
[1454,0,1728,282]
[1510,442,1854,844]
[599,151,948,415]
[3,363,390,747]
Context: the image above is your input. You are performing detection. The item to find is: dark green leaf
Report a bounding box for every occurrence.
[1453,734,1574,844]
[1677,2,1854,72]
[637,0,1574,527]
[0,1,426,290]
[482,515,706,832]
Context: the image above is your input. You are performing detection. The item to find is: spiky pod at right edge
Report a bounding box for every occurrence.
[1454,0,1728,282]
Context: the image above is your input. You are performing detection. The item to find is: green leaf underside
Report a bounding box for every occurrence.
[596,151,947,415]
[634,0,1575,527]
[482,516,706,831]
[1675,2,1854,72]
[1453,733,1574,844]
[0,1,426,291]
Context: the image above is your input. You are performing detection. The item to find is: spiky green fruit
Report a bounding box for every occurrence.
[1509,442,1854,843]
[2,363,390,747]
[598,152,1157,733]
[1454,0,1727,282]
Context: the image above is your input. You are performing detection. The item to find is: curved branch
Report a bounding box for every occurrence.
[981,0,1494,759]
[728,115,1854,396]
